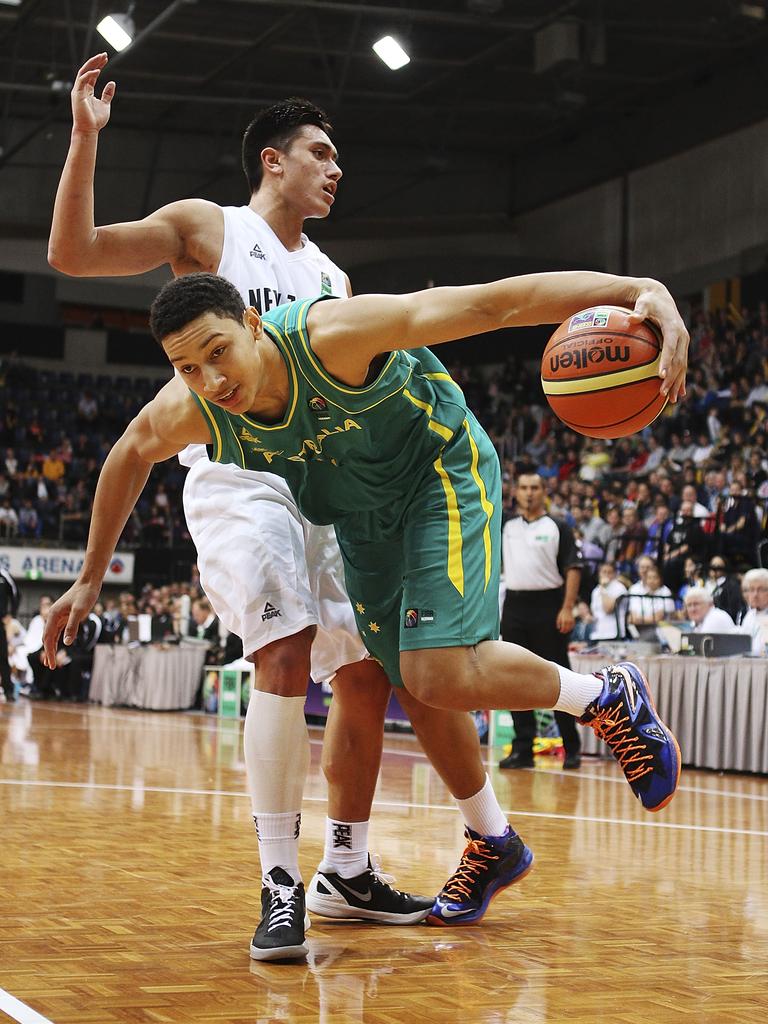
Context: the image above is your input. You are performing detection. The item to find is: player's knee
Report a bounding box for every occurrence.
[400,649,449,707]
[401,647,475,707]
[253,627,315,697]
[332,659,391,719]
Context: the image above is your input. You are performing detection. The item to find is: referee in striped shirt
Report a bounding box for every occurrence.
[499,473,583,770]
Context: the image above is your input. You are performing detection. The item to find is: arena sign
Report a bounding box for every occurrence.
[0,547,134,583]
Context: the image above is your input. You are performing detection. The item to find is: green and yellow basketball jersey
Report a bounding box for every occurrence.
[189,297,481,537]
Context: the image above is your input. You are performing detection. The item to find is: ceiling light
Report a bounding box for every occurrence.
[372,36,410,70]
[0,1,23,7]
[97,12,135,52]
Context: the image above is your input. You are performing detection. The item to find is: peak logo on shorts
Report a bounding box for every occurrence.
[404,608,435,628]
[262,602,282,621]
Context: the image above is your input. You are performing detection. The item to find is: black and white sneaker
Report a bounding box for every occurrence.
[250,867,309,961]
[306,855,434,924]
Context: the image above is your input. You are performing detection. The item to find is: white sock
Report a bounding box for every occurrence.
[320,818,370,878]
[243,690,310,884]
[456,774,509,838]
[254,812,302,883]
[553,664,603,718]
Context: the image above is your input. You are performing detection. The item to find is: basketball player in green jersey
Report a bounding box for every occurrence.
[50,53,536,955]
[44,269,687,924]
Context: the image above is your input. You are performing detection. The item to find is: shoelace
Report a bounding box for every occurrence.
[368,853,407,898]
[589,705,655,782]
[439,838,499,900]
[265,880,299,932]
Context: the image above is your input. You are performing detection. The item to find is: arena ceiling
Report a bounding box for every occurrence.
[3,0,768,235]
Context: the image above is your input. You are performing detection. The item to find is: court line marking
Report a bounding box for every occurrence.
[1,777,766,838]
[0,987,55,1024]
[5,704,767,804]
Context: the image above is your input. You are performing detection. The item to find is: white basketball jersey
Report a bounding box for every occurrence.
[178,205,348,468]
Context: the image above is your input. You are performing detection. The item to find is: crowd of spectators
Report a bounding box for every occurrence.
[448,301,768,593]
[0,358,188,547]
[3,574,237,703]
[1,301,767,576]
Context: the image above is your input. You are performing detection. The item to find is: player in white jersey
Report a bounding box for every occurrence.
[49,54,528,960]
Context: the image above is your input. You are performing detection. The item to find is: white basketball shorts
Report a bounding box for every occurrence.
[182,457,367,681]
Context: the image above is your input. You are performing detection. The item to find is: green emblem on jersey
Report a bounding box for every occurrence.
[320,272,332,295]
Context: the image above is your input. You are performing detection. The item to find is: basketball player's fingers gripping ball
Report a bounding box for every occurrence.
[541,305,668,439]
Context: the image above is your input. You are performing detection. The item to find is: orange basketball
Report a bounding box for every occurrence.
[540,305,668,439]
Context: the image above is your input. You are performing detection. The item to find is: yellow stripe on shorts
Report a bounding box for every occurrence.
[463,418,494,590]
[433,454,464,597]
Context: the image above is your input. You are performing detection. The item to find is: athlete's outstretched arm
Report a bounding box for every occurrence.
[48,53,220,277]
[310,271,689,402]
[42,381,211,666]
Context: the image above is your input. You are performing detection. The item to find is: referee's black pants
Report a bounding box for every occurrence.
[0,625,14,700]
[501,588,581,758]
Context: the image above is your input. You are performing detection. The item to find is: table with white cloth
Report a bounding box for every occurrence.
[90,643,209,710]
[571,654,768,774]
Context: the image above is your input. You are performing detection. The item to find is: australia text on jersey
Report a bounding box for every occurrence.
[238,420,362,464]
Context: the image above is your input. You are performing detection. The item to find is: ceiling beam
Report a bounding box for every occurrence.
[224,0,537,31]
[0,0,197,171]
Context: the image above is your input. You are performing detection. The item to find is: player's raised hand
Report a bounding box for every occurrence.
[71,53,116,134]
[629,281,689,404]
[42,581,100,668]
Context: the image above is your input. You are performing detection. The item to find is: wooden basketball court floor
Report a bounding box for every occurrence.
[1,700,766,1024]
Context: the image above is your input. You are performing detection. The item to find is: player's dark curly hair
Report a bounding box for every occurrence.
[242,97,333,194]
[150,273,245,343]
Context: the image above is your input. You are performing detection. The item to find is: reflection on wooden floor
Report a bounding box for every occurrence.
[1,700,767,1024]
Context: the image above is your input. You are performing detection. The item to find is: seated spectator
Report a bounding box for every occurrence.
[692,432,714,467]
[17,499,41,538]
[643,502,673,562]
[627,563,675,628]
[706,558,746,623]
[737,568,768,654]
[589,562,628,640]
[676,556,705,610]
[615,505,647,575]
[720,481,759,567]
[0,498,18,537]
[42,449,66,484]
[663,501,708,591]
[684,587,736,633]
[681,484,711,520]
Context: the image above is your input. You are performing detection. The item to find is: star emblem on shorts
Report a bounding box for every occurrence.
[368,621,380,633]
[355,602,365,614]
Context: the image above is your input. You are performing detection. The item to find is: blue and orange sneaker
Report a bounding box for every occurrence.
[581,662,681,812]
[426,827,533,926]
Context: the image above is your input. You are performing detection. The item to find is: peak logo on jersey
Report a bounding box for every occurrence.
[320,271,333,295]
[240,427,262,445]
[249,243,266,261]
[404,608,419,629]
[262,602,282,621]
[420,609,435,624]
